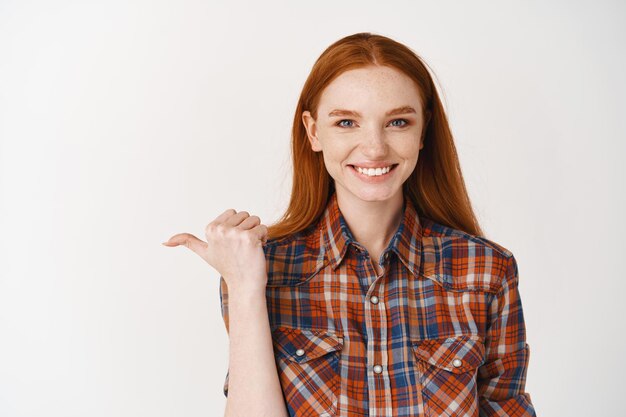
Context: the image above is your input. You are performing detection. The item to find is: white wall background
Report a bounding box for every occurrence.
[1,0,624,416]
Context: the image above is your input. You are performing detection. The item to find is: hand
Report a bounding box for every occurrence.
[162,208,269,293]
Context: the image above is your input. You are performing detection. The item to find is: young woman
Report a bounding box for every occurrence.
[164,32,537,417]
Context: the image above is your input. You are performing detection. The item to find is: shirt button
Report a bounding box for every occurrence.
[295,349,305,357]
[452,358,462,368]
[370,296,379,305]
[373,364,383,374]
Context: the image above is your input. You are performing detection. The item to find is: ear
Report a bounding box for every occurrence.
[302,110,322,152]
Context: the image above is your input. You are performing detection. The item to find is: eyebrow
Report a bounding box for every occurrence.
[328,106,417,118]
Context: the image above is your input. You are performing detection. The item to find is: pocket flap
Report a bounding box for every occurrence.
[272,327,343,363]
[412,334,485,373]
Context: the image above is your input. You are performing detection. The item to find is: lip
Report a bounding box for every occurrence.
[349,162,397,169]
[348,164,398,183]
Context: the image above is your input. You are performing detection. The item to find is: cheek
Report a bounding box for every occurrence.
[320,150,351,181]
[322,152,343,173]
[320,141,351,162]
[400,140,422,157]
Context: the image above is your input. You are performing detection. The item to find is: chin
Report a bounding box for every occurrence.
[349,187,399,202]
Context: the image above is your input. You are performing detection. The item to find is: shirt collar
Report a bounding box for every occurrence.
[319,191,435,279]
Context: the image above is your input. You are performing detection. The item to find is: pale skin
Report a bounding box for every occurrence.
[302,64,429,273]
[162,211,288,417]
[163,64,428,416]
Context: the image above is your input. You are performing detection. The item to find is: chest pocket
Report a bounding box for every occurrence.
[413,334,485,417]
[272,327,343,417]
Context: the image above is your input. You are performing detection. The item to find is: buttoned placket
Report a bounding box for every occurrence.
[356,246,391,413]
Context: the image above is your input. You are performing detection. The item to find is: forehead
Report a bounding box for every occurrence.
[318,65,423,114]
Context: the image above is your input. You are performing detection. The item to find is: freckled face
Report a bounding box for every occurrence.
[301,65,427,203]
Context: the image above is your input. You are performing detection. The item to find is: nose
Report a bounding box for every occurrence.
[360,128,388,158]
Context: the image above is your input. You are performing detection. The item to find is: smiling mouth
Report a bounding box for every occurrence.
[348,164,399,177]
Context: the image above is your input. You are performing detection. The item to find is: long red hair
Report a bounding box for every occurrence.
[267,32,483,240]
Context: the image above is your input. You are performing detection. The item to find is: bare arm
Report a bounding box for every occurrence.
[224,284,288,417]
[163,208,285,416]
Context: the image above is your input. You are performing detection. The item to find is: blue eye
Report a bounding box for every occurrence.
[390,119,409,127]
[335,119,410,128]
[336,119,354,127]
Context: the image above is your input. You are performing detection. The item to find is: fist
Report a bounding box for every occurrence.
[163,208,269,293]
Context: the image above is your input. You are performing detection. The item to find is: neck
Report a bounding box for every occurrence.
[335,189,404,256]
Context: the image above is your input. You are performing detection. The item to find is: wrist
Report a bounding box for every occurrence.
[228,284,267,300]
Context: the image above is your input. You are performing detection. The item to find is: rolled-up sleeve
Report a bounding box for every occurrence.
[478,254,537,416]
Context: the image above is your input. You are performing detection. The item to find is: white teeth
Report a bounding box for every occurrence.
[355,165,393,176]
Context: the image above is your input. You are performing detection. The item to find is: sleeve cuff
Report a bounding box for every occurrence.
[479,392,536,416]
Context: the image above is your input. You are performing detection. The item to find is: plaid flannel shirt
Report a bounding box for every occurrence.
[219,191,537,416]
